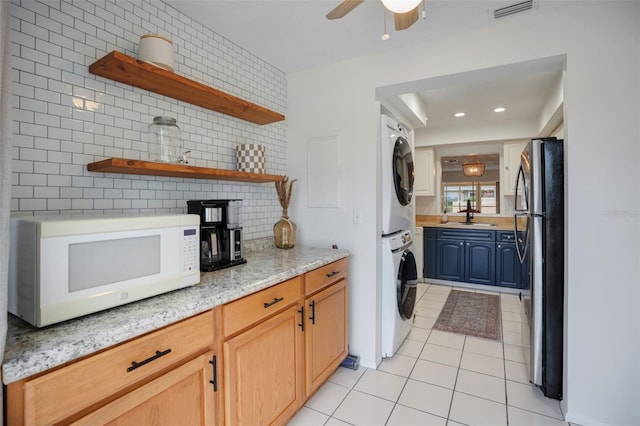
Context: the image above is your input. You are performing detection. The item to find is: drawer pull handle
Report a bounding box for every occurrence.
[127,348,171,372]
[326,271,340,278]
[209,355,218,392]
[298,306,305,331]
[309,300,316,325]
[264,297,284,308]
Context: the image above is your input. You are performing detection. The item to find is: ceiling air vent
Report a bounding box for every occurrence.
[494,0,533,19]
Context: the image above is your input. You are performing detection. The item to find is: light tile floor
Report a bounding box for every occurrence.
[289,283,573,426]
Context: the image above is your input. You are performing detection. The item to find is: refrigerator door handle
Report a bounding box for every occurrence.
[514,212,530,263]
[513,164,529,212]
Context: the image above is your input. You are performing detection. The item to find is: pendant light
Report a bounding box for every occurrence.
[381,0,422,13]
[462,155,486,177]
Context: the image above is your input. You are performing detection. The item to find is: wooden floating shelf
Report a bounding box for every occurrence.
[87,158,285,183]
[89,51,285,125]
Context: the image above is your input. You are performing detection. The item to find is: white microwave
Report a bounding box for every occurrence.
[8,214,201,327]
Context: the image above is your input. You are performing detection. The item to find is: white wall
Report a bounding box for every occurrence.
[288,2,640,425]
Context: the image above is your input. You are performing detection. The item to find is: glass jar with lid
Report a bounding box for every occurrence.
[148,116,181,163]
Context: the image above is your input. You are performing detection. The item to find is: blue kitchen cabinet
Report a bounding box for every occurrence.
[436,238,465,281]
[495,231,523,288]
[435,228,496,284]
[423,227,437,279]
[465,241,496,285]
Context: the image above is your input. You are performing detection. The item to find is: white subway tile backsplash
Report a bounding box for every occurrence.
[72,198,94,210]
[60,187,82,198]
[34,186,60,198]
[33,161,60,175]
[20,198,47,211]
[11,0,286,240]
[47,198,71,210]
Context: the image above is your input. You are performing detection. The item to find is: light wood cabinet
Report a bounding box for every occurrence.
[222,276,302,338]
[414,148,435,196]
[304,279,348,396]
[6,311,218,425]
[70,351,216,425]
[222,304,305,425]
[220,259,348,424]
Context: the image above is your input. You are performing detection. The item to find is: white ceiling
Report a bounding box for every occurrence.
[167,0,563,132]
[168,0,520,74]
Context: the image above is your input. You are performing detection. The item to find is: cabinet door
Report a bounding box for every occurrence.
[465,241,496,285]
[503,142,527,195]
[496,242,522,288]
[424,228,437,279]
[436,239,464,282]
[305,279,348,396]
[223,304,304,426]
[414,148,435,196]
[72,352,216,426]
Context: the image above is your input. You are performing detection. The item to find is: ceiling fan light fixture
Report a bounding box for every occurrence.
[381,6,390,40]
[381,0,421,14]
[462,155,486,177]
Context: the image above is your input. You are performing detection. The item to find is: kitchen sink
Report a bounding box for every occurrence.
[461,222,497,227]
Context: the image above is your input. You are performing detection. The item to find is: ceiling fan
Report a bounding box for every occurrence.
[326,0,424,31]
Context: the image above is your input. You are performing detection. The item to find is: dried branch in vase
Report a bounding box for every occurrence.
[274,176,298,248]
[275,176,297,213]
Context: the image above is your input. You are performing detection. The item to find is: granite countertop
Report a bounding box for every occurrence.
[2,244,349,385]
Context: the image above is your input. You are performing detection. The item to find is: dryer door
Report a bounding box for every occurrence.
[397,249,418,320]
[392,136,414,206]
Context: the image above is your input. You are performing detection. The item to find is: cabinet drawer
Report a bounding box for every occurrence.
[437,228,495,241]
[305,258,348,296]
[223,276,302,338]
[497,231,517,242]
[19,311,214,425]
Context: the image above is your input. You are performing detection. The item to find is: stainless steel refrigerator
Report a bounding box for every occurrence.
[513,138,564,400]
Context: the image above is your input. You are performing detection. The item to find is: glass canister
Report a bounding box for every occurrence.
[148,116,181,163]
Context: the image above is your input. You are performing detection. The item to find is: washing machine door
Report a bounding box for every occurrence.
[392,135,414,207]
[397,249,418,320]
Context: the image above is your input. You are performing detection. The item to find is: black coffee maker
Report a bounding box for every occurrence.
[187,199,246,272]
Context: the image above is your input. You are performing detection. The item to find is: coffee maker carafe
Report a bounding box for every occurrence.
[187,200,246,272]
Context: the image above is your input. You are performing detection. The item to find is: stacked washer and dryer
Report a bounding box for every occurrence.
[380,114,418,358]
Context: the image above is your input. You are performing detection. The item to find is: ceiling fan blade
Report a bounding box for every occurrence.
[394,6,419,30]
[326,0,364,20]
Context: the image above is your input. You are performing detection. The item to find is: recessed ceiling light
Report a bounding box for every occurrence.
[454,112,465,118]
[493,107,507,113]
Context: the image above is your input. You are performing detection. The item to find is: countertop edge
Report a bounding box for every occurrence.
[2,246,349,384]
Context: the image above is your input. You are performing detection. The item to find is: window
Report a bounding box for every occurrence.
[443,181,499,214]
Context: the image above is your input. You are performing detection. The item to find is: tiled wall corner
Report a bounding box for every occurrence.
[10,0,287,240]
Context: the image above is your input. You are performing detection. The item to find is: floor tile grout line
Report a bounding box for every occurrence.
[382,369,412,426]
[322,368,370,422]
[445,334,467,424]
[502,328,511,425]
